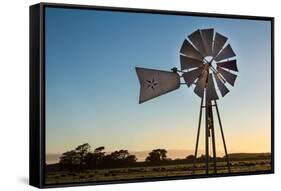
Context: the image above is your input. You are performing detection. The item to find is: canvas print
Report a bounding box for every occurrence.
[44,6,272,185]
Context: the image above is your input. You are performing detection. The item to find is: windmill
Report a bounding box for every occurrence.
[136,28,238,174]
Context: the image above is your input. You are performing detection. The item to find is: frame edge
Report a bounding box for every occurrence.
[29,3,44,188]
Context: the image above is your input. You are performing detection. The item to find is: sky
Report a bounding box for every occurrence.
[45,7,271,161]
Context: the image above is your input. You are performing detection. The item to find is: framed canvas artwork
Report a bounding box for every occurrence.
[30,3,274,188]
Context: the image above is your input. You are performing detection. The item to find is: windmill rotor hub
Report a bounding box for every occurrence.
[203,56,214,65]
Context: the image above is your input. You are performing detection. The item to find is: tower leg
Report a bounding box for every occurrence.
[205,99,209,174]
[214,100,231,173]
[192,97,204,174]
[208,101,217,173]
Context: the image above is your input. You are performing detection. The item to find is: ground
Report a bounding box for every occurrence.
[45,158,271,185]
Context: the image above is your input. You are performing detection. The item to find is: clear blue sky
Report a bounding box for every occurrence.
[45,7,271,156]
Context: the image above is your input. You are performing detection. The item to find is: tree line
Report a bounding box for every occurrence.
[58,143,170,171]
[58,143,221,171]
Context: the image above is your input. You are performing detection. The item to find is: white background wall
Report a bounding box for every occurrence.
[0,0,279,190]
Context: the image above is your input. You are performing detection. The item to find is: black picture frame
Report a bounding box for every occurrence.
[30,2,274,188]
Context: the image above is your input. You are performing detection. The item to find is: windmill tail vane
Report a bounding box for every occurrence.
[135,28,238,174]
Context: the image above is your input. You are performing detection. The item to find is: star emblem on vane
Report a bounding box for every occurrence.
[146,78,158,90]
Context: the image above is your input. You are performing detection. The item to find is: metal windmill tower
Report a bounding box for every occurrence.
[136,28,238,174]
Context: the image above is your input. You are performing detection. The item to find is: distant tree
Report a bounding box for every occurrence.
[110,150,130,160]
[85,146,106,168]
[186,155,195,162]
[102,150,137,167]
[94,146,105,154]
[145,149,167,163]
[75,143,91,165]
[125,154,137,163]
[59,150,80,171]
[93,146,105,161]
[111,150,137,164]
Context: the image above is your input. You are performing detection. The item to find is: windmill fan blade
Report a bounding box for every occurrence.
[217,60,238,72]
[215,44,236,62]
[180,39,203,61]
[217,66,237,86]
[180,55,203,70]
[194,70,208,98]
[200,28,214,56]
[182,67,204,87]
[214,74,229,97]
[212,32,228,57]
[206,74,219,100]
[136,67,180,104]
[188,29,207,57]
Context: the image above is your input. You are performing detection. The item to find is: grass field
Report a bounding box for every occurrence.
[45,158,271,184]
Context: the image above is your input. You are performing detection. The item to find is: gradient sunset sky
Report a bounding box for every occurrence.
[45,7,271,158]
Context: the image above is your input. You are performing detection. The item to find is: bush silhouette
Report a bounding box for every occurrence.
[145,149,167,163]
